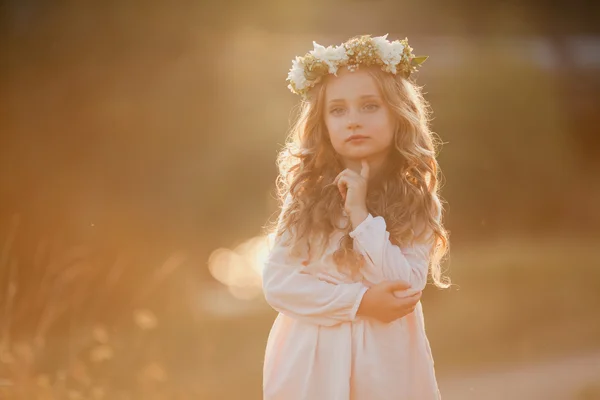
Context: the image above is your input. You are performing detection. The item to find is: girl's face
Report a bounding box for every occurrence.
[323,68,395,172]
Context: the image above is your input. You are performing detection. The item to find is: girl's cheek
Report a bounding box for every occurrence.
[332,124,346,142]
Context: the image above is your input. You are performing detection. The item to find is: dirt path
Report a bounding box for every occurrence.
[438,351,600,400]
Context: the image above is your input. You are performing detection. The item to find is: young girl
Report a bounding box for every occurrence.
[262,34,450,400]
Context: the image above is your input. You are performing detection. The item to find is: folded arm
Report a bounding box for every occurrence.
[350,214,434,291]
[262,231,368,327]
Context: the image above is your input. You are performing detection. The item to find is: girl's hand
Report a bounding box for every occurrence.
[334,159,369,225]
[357,280,421,323]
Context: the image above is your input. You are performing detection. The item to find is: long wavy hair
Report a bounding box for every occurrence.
[271,65,450,288]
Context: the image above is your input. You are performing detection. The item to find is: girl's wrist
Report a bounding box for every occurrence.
[348,207,369,229]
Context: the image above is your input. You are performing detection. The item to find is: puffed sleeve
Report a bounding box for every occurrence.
[349,214,436,292]
[262,198,369,326]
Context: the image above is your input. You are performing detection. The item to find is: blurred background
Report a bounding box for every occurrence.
[1,0,599,399]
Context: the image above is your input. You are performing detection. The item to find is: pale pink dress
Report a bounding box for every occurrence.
[262,212,441,400]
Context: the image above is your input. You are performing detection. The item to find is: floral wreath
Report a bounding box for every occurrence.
[286,34,428,97]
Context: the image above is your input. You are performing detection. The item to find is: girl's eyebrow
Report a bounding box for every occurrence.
[328,94,380,103]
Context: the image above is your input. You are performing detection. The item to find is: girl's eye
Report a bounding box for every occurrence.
[330,107,345,115]
[363,103,379,111]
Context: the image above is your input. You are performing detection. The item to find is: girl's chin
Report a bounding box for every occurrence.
[341,150,374,161]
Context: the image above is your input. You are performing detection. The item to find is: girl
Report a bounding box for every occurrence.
[262,34,450,400]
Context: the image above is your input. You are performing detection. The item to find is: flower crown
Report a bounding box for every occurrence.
[286,34,428,97]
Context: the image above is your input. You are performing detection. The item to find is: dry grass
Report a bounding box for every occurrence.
[0,215,599,399]
[0,215,192,399]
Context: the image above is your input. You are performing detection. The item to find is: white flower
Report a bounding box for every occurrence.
[287,56,308,91]
[309,42,348,74]
[372,34,405,73]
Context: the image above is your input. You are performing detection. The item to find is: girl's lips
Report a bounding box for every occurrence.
[346,135,369,142]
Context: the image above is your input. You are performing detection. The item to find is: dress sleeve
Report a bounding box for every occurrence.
[349,214,435,292]
[262,205,368,326]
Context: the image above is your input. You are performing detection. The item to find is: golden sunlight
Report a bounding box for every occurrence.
[207,234,274,300]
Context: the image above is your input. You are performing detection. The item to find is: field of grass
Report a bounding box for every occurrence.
[0,231,599,399]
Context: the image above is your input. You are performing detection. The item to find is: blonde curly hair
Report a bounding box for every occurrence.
[272,64,450,288]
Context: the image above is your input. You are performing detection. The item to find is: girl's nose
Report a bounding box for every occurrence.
[347,119,361,130]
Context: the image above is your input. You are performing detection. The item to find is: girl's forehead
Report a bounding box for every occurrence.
[325,69,380,102]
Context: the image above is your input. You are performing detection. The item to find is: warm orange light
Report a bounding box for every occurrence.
[207,234,272,300]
